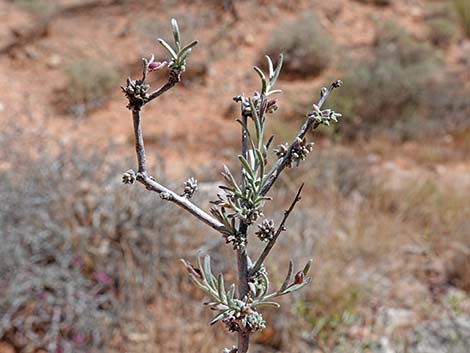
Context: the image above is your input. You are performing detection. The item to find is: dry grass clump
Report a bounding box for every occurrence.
[0,130,188,352]
[64,58,120,116]
[454,0,470,37]
[425,2,461,48]
[262,12,334,79]
[427,17,460,48]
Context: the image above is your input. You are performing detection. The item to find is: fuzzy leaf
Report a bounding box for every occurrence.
[158,38,177,59]
[279,260,293,293]
[210,311,226,325]
[254,148,265,184]
[253,66,267,94]
[239,155,256,181]
[270,54,283,87]
[266,55,274,80]
[303,259,312,277]
[227,284,236,307]
[256,301,280,308]
[217,273,227,303]
[203,255,215,289]
[249,98,262,148]
[178,40,199,57]
[171,18,181,50]
[267,89,282,96]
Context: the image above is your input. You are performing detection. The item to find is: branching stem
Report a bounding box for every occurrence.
[250,184,304,277]
[261,82,340,196]
[128,75,225,235]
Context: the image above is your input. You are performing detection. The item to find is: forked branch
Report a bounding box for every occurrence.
[261,80,342,196]
[250,183,304,276]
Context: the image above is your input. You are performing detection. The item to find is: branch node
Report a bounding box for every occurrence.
[160,192,172,200]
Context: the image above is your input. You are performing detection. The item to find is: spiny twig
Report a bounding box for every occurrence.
[250,183,304,277]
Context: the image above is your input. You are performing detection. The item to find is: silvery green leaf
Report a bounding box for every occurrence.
[279,260,293,293]
[254,148,265,183]
[236,118,257,151]
[253,66,267,94]
[193,277,213,296]
[238,155,255,180]
[256,301,280,308]
[265,55,274,80]
[171,18,181,50]
[158,38,177,59]
[270,54,283,87]
[178,40,199,56]
[249,99,262,147]
[210,311,226,325]
[303,259,312,276]
[267,89,282,96]
[204,255,217,290]
[178,48,191,63]
[222,165,242,194]
[227,284,236,307]
[217,273,227,303]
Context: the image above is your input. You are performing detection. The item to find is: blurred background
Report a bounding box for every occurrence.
[0,0,469,352]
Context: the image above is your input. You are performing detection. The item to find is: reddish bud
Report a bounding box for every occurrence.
[148,61,167,71]
[294,271,304,285]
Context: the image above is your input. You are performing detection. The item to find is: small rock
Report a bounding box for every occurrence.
[47,54,62,69]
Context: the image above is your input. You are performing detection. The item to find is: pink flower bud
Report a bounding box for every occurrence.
[148,61,167,72]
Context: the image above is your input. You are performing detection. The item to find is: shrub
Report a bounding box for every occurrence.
[454,0,470,38]
[64,58,120,114]
[0,130,184,352]
[262,12,334,78]
[427,17,460,48]
[14,0,57,19]
[425,2,461,48]
[325,22,443,140]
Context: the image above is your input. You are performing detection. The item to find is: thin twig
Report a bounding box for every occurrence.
[250,183,304,276]
[260,81,341,196]
[132,109,147,174]
[136,173,225,233]
[147,75,179,103]
[128,72,224,235]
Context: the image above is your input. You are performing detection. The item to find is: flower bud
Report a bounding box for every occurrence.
[148,61,167,71]
[294,271,304,285]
